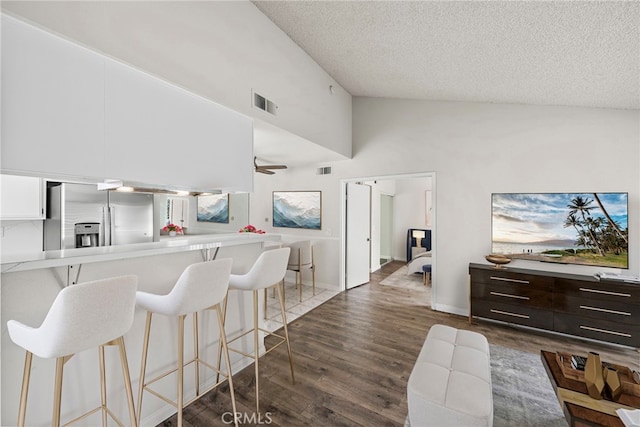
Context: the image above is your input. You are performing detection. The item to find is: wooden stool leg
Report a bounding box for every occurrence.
[253,290,260,413]
[116,336,138,427]
[137,312,153,423]
[264,288,267,320]
[216,305,239,427]
[99,345,108,427]
[193,312,200,396]
[177,315,186,427]
[276,283,295,385]
[52,357,65,427]
[17,351,33,427]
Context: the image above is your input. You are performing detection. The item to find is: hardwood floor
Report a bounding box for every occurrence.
[159,261,639,426]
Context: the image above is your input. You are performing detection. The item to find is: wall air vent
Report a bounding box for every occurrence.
[317,166,332,175]
[253,91,278,115]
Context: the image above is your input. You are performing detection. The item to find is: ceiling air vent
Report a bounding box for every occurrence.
[317,166,332,175]
[253,91,278,115]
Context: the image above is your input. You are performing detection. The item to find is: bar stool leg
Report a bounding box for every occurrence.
[193,312,200,397]
[137,312,153,422]
[253,289,260,413]
[276,282,295,384]
[99,345,108,427]
[215,304,239,427]
[177,314,186,427]
[52,356,65,427]
[115,336,138,427]
[264,288,268,320]
[17,351,33,427]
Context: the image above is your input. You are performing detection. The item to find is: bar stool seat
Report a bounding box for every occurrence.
[285,240,315,302]
[221,247,294,414]
[7,275,138,427]
[136,259,238,427]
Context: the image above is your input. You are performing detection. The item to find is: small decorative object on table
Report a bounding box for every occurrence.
[162,223,183,237]
[239,224,265,234]
[485,254,511,269]
[604,367,623,401]
[584,351,605,399]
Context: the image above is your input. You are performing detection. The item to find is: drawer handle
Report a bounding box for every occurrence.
[490,309,530,319]
[490,276,530,285]
[490,291,530,300]
[579,288,631,297]
[579,305,631,316]
[579,325,631,338]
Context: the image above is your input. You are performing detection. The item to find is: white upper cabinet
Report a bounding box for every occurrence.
[104,60,253,192]
[0,175,44,220]
[1,14,105,178]
[1,15,253,193]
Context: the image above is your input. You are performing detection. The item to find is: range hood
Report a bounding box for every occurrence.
[97,179,223,196]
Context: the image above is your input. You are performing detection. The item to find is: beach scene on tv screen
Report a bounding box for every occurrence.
[492,193,628,269]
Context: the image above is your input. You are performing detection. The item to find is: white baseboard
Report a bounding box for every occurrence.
[431,303,468,318]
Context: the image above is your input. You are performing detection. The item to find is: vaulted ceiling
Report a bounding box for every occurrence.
[254,1,639,110]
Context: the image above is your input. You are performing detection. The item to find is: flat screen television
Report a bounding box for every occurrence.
[491,192,628,269]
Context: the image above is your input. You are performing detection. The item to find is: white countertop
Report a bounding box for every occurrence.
[1,233,281,273]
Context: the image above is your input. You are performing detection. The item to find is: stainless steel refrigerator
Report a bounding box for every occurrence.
[44,182,154,250]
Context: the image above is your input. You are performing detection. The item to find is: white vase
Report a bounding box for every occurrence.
[169,231,176,237]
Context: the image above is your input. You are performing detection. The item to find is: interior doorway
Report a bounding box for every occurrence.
[341,172,436,308]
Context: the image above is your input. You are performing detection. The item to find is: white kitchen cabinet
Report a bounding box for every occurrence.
[2,15,253,193]
[1,15,105,178]
[104,59,254,192]
[0,175,44,220]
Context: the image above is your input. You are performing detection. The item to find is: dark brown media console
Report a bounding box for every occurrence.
[469,263,640,348]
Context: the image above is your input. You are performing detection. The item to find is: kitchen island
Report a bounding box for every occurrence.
[1,232,281,426]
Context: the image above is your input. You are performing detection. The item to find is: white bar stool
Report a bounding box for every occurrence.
[220,247,294,414]
[285,240,315,302]
[7,275,138,427]
[136,259,238,427]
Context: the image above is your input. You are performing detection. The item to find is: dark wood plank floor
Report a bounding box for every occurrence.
[160,261,639,426]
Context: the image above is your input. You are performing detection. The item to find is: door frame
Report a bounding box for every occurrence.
[340,172,437,307]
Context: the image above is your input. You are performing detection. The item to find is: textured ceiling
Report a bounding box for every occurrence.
[253,1,640,110]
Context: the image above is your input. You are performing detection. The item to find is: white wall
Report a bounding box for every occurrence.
[249,167,341,290]
[347,98,639,315]
[2,1,352,159]
[251,98,639,315]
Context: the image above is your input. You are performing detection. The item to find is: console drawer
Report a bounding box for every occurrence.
[470,268,553,291]
[553,294,640,325]
[555,278,640,304]
[554,312,640,347]
[471,281,551,309]
[471,299,554,330]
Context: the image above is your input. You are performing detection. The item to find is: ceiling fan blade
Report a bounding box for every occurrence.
[256,168,275,175]
[254,156,287,173]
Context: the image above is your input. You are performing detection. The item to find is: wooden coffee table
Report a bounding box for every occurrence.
[541,350,640,427]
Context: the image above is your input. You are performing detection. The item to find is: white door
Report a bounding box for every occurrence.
[346,182,371,289]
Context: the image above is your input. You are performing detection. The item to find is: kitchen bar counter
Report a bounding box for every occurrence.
[2,232,280,426]
[1,232,281,273]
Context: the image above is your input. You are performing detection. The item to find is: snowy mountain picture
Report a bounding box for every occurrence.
[273,191,321,230]
[197,194,229,223]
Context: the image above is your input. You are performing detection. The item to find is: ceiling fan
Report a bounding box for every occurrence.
[254,157,287,175]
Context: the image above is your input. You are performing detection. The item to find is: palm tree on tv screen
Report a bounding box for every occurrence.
[567,196,604,256]
[593,193,628,244]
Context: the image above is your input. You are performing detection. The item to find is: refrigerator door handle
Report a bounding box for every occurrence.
[103,205,112,246]
[109,206,115,246]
